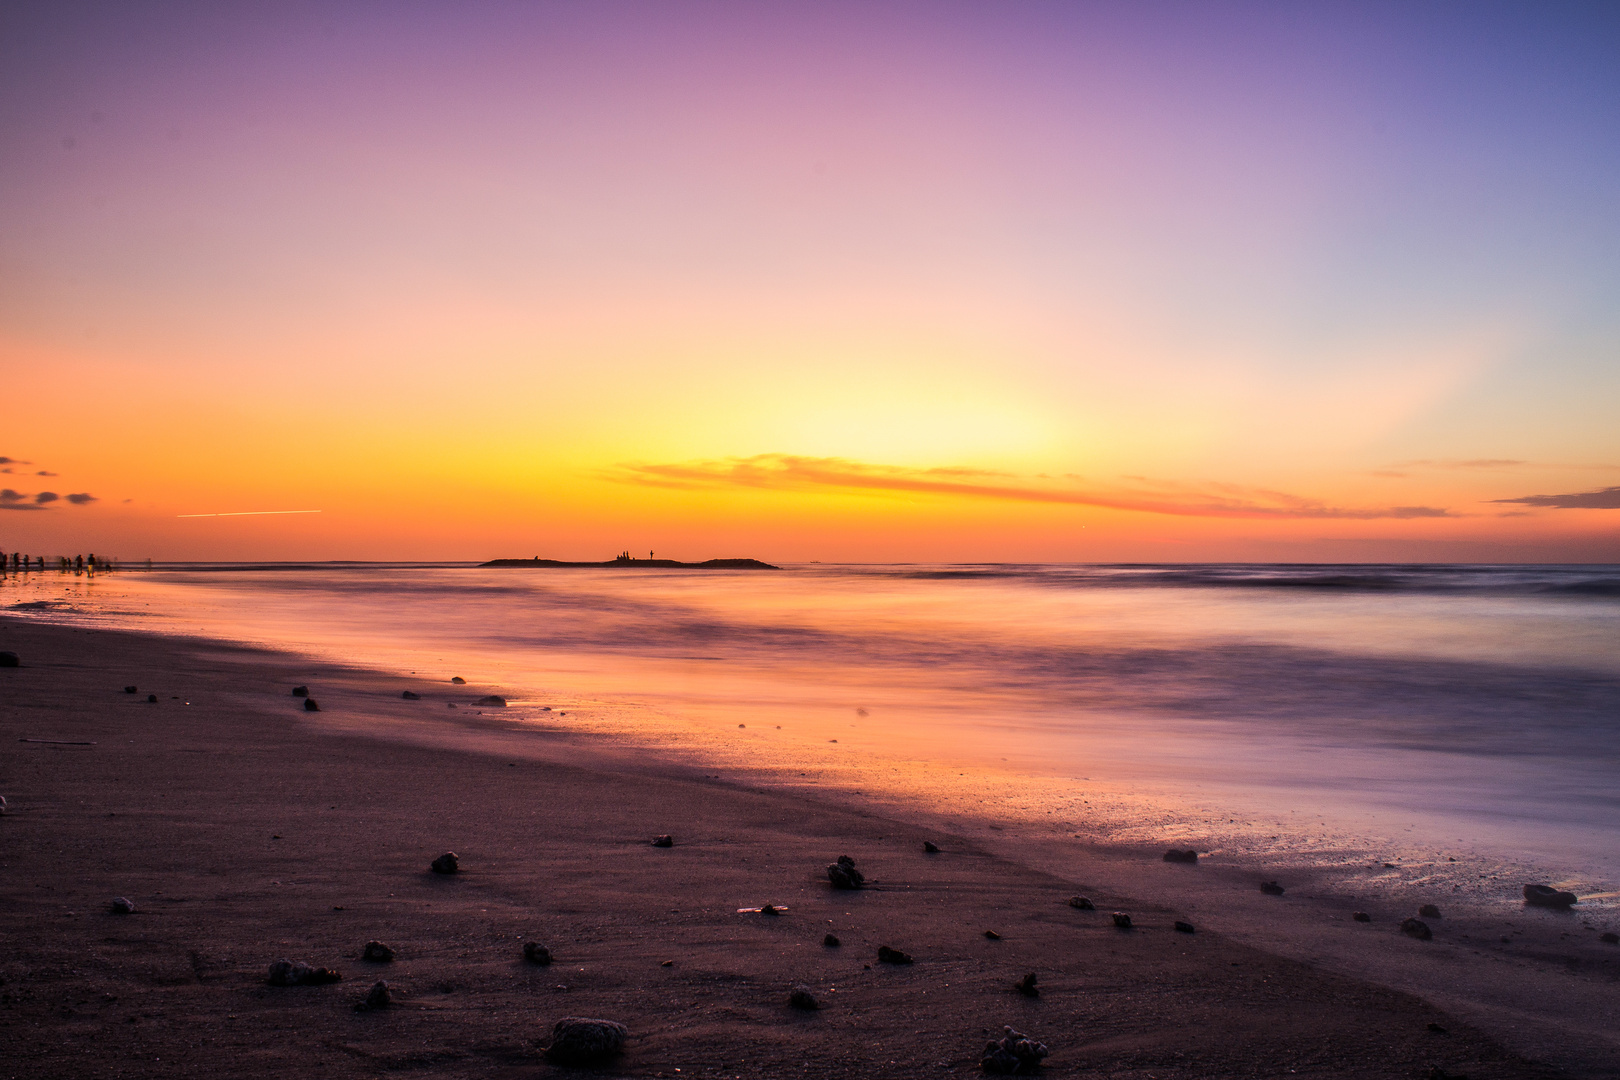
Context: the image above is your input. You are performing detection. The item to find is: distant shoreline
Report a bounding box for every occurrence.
[480,556,780,570]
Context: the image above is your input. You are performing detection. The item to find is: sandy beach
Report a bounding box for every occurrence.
[0,616,1577,1078]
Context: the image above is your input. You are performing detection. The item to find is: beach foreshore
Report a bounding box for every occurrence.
[0,617,1577,1078]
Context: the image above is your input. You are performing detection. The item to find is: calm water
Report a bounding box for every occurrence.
[6,562,1619,891]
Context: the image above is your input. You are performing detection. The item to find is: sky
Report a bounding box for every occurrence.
[2,0,1618,562]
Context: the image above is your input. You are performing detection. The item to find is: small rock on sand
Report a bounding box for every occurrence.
[450,676,467,685]
[1163,848,1198,864]
[361,941,395,963]
[923,841,940,853]
[109,896,136,914]
[291,686,308,697]
[146,694,157,703]
[1401,918,1434,941]
[652,834,674,847]
[266,959,342,986]
[823,934,841,947]
[0,651,20,667]
[476,695,506,707]
[981,1025,1049,1075]
[1015,972,1038,997]
[984,929,1002,940]
[430,852,459,875]
[523,942,553,965]
[1600,932,1618,944]
[0,794,7,815]
[355,980,391,1011]
[1111,912,1132,929]
[124,686,137,694]
[544,1017,627,1065]
[876,945,913,964]
[1419,904,1442,919]
[303,697,320,711]
[1353,911,1371,922]
[1260,880,1286,895]
[827,855,865,890]
[1174,921,1195,933]
[1523,883,1577,908]
[1068,896,1095,910]
[788,985,820,1010]
[401,691,420,700]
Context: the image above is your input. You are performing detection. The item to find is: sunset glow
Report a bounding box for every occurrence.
[3,2,1617,561]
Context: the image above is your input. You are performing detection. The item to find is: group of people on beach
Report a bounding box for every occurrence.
[0,550,116,574]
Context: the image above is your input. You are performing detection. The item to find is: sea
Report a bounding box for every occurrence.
[5,561,1616,895]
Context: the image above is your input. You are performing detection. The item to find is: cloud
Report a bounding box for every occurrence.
[36,470,56,477]
[34,491,58,505]
[0,456,28,465]
[612,454,1452,521]
[1491,486,1620,510]
[65,492,97,505]
[0,488,43,511]
[1387,459,1528,471]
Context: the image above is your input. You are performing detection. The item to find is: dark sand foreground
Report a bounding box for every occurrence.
[0,618,1564,1078]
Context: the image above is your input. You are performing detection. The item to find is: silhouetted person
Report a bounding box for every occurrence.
[75,554,83,572]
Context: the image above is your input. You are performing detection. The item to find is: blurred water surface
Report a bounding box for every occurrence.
[7,561,1619,885]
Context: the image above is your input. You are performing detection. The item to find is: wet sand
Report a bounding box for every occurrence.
[0,617,1569,1078]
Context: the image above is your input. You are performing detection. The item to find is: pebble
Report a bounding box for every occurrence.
[450,676,466,685]
[1260,880,1286,895]
[291,686,308,697]
[788,985,820,1010]
[109,897,136,914]
[980,1025,1049,1075]
[823,934,841,947]
[1111,912,1133,929]
[147,694,157,703]
[984,930,1002,940]
[1068,896,1095,911]
[476,695,506,707]
[1174,921,1195,934]
[523,942,553,965]
[401,691,420,700]
[430,852,459,875]
[923,841,940,853]
[355,980,391,1011]
[652,835,674,848]
[361,941,395,963]
[303,698,320,712]
[124,686,137,694]
[1523,884,1577,908]
[544,1017,627,1065]
[1163,848,1198,864]
[827,855,865,890]
[1015,972,1039,998]
[1599,932,1618,944]
[876,945,914,964]
[1353,911,1371,922]
[0,651,19,667]
[1419,904,1442,919]
[266,959,342,986]
[1401,917,1434,941]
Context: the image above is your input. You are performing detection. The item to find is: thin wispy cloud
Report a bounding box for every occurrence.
[613,454,1452,520]
[1492,486,1620,510]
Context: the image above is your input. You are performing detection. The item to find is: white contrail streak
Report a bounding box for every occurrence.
[176,510,323,518]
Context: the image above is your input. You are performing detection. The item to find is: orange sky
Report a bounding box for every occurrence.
[3,3,1618,562]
